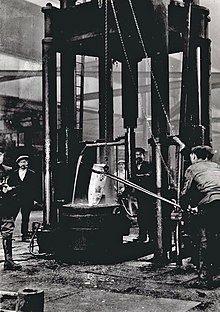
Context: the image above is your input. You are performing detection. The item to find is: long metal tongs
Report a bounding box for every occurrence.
[92,167,181,209]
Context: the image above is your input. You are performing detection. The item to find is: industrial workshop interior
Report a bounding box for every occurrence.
[1,1,220,311]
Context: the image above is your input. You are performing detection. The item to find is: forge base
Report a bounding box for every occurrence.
[37,203,131,263]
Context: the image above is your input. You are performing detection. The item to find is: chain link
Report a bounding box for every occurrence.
[110,0,176,187]
[104,0,108,164]
[128,0,175,137]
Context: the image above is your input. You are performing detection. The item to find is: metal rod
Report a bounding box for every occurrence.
[179,0,193,139]
[155,143,163,257]
[196,47,202,126]
[92,169,181,208]
[85,141,124,148]
[79,141,124,158]
[176,148,182,264]
[125,128,135,180]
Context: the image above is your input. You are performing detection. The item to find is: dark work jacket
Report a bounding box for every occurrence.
[8,168,37,208]
[181,160,220,207]
[0,188,19,219]
[0,164,12,183]
[135,161,154,190]
[134,161,154,201]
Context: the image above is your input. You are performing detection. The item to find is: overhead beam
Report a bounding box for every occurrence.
[0,69,219,83]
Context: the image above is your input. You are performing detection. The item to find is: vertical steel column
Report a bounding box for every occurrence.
[99,56,114,201]
[151,1,170,262]
[60,50,76,202]
[60,50,75,165]
[200,39,211,146]
[180,0,203,146]
[42,4,57,225]
[179,0,193,143]
[60,0,76,174]
[140,92,148,148]
[151,53,170,261]
[98,0,115,202]
[187,46,200,145]
[98,56,114,153]
[122,61,138,180]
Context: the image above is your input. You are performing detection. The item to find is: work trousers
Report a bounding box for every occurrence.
[136,193,156,241]
[0,217,15,239]
[199,200,220,275]
[21,207,31,237]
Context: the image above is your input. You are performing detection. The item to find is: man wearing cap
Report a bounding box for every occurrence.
[8,155,38,242]
[133,147,155,243]
[181,145,220,287]
[114,160,126,195]
[0,147,22,270]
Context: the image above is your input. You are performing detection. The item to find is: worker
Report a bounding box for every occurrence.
[0,147,21,271]
[114,160,126,195]
[181,145,220,287]
[133,147,156,243]
[8,155,39,242]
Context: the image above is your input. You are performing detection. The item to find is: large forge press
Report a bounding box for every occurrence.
[37,0,211,263]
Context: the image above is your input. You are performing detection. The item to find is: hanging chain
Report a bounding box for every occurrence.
[128,0,177,188]
[110,0,176,187]
[104,0,108,164]
[128,0,175,137]
[98,0,103,9]
[110,1,136,88]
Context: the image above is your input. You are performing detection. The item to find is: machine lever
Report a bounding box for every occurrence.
[92,169,181,209]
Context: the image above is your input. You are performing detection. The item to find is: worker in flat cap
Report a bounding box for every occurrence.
[181,145,220,287]
[15,155,29,163]
[0,146,22,270]
[114,160,126,195]
[8,154,39,242]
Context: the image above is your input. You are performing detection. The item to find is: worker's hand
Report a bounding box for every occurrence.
[188,205,198,215]
[34,201,39,206]
[173,136,186,151]
[136,173,150,177]
[2,184,13,193]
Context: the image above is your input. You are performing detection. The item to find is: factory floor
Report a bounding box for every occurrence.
[1,210,220,312]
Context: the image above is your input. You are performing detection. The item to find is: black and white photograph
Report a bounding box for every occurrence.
[0,0,220,311]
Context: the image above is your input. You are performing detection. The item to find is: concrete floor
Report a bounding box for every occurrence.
[0,211,220,312]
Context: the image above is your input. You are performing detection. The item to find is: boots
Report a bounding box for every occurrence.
[2,238,22,271]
